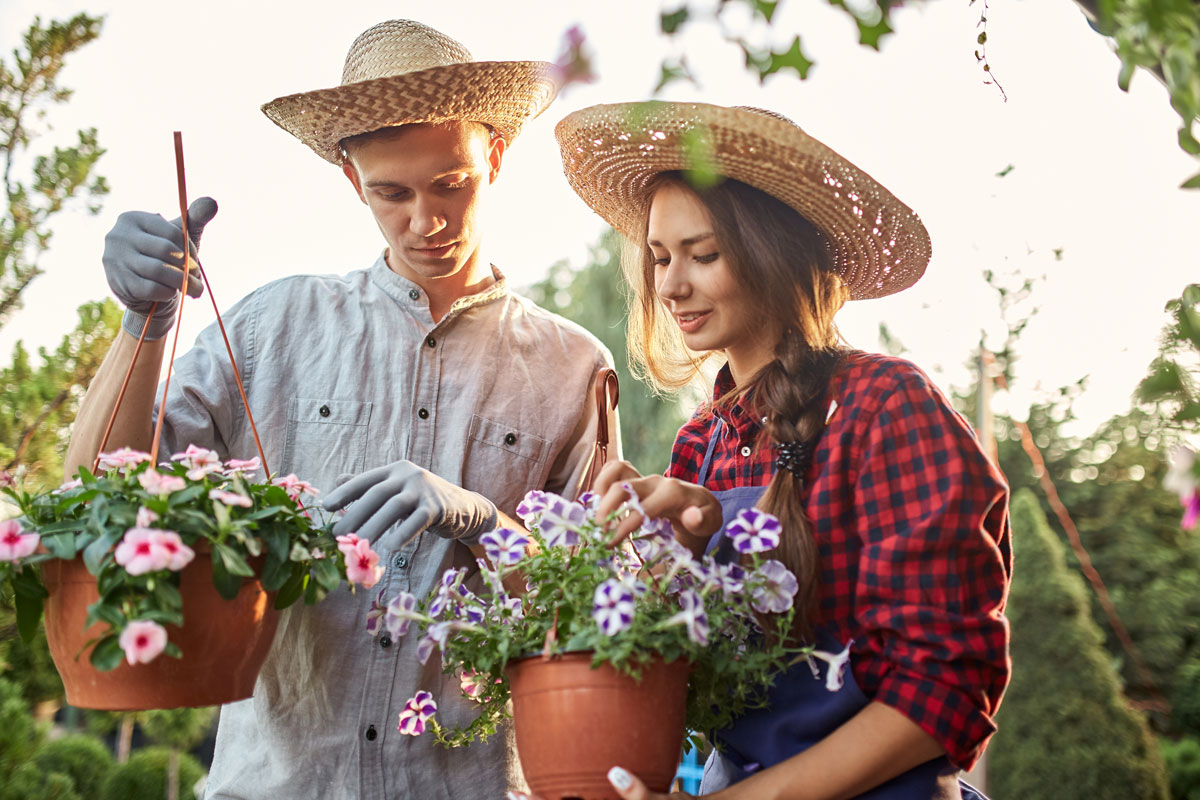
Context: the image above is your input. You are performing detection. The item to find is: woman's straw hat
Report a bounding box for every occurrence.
[263,20,559,164]
[555,102,931,300]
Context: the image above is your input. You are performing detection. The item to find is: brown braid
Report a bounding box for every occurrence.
[621,172,850,640]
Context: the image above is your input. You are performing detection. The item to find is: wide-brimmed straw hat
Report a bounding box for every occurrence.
[263,20,559,165]
[555,102,931,300]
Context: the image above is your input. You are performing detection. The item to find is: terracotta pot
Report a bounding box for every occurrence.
[42,552,280,710]
[507,651,689,800]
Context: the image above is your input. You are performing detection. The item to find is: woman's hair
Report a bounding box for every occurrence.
[623,172,849,639]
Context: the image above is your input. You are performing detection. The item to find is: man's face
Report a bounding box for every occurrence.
[342,121,504,293]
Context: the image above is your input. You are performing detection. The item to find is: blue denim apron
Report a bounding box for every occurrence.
[694,420,986,799]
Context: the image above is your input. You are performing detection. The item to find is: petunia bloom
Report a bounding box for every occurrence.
[344,539,383,588]
[0,519,38,563]
[807,641,853,692]
[480,528,530,567]
[385,591,422,638]
[366,588,387,637]
[749,559,799,614]
[515,490,549,523]
[592,578,636,636]
[726,508,782,554]
[663,588,709,646]
[209,489,253,508]
[396,690,438,736]
[119,620,168,665]
[539,496,587,548]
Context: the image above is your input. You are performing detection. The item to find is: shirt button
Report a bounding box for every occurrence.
[380,634,393,649]
[393,553,408,569]
[425,335,436,348]
[365,724,378,741]
[408,289,420,301]
[418,408,429,420]
[504,432,517,446]
[319,404,331,418]
[740,446,752,457]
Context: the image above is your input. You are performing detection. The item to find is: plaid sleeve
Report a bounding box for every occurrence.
[850,361,1012,770]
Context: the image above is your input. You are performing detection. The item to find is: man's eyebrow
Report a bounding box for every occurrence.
[647,232,715,248]
[364,164,476,189]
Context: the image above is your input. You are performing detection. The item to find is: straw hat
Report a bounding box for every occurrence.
[263,20,559,164]
[555,102,931,300]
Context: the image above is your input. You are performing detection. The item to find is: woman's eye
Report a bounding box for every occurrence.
[652,257,670,267]
[695,252,719,264]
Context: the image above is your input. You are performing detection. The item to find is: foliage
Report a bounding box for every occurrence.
[0,763,80,800]
[1177,662,1200,738]
[98,746,205,800]
[0,13,118,488]
[1161,736,1200,800]
[1,450,363,671]
[524,229,687,477]
[0,675,38,780]
[1138,284,1200,427]
[989,490,1169,798]
[32,733,115,799]
[385,493,839,751]
[138,707,216,752]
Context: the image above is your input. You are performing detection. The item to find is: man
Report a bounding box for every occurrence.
[65,19,617,799]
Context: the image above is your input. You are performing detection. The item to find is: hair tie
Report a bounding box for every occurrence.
[775,440,814,479]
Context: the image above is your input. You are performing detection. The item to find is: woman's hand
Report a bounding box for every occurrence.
[506,767,697,800]
[592,460,723,558]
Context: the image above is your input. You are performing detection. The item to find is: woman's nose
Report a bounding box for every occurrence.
[656,261,689,301]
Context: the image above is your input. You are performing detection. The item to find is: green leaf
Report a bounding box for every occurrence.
[995,164,1015,178]
[311,556,341,592]
[303,575,328,605]
[653,59,694,95]
[260,552,293,592]
[210,550,243,600]
[274,569,306,609]
[245,505,293,522]
[751,0,779,22]
[89,635,124,672]
[1181,171,1200,190]
[12,568,48,642]
[859,15,895,50]
[660,7,688,35]
[39,529,78,558]
[85,598,124,629]
[1118,58,1135,92]
[1179,127,1200,155]
[213,542,255,578]
[680,127,722,189]
[1136,360,1184,401]
[761,36,814,82]
[82,525,122,574]
[1174,401,1200,422]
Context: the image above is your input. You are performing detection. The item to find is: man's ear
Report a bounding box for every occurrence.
[342,159,368,204]
[487,135,506,184]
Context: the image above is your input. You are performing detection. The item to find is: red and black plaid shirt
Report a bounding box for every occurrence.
[667,351,1012,770]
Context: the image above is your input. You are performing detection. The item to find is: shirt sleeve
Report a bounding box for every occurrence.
[154,287,263,460]
[850,362,1012,770]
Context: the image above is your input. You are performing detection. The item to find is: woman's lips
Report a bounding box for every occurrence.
[675,310,711,333]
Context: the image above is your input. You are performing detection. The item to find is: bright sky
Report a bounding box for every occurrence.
[1,0,1197,438]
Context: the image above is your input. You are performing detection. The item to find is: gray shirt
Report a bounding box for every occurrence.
[158,256,615,799]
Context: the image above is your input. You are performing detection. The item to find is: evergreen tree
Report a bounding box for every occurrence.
[989,489,1169,798]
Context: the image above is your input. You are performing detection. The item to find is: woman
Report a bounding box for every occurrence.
[553,103,1012,799]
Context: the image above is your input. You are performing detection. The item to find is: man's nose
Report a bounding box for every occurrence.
[410,198,447,237]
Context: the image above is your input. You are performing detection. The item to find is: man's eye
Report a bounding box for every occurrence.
[443,181,467,190]
[380,189,409,201]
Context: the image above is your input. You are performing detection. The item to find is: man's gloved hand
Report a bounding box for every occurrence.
[103,197,219,340]
[322,460,500,550]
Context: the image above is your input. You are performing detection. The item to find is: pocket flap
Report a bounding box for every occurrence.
[288,398,373,427]
[467,414,550,464]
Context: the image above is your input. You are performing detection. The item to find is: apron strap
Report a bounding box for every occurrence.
[697,417,724,485]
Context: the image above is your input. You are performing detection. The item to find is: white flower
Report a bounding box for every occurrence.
[1164,445,1198,501]
[749,559,799,614]
[663,588,709,646]
[592,578,636,636]
[807,641,853,692]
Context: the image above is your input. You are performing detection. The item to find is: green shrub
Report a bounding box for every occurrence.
[0,676,37,777]
[1176,661,1200,739]
[98,747,205,800]
[988,490,1170,799]
[1161,736,1200,800]
[0,761,80,800]
[34,734,115,799]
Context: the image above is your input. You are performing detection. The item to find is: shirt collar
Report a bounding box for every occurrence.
[368,253,510,322]
[709,363,761,440]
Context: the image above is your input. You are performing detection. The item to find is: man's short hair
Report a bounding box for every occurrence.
[339,121,497,162]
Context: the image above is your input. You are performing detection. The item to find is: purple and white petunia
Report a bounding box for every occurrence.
[592,578,637,636]
[429,567,467,618]
[726,508,782,554]
[538,496,587,548]
[366,588,387,637]
[396,690,438,736]
[807,641,853,691]
[749,559,799,614]
[718,563,748,597]
[664,588,710,645]
[480,528,530,567]
[416,620,478,664]
[515,490,549,523]
[385,591,423,637]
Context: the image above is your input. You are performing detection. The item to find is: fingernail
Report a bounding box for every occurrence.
[506,793,529,800]
[608,766,633,791]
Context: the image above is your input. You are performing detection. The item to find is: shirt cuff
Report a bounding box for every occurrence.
[122,307,175,341]
[873,668,997,771]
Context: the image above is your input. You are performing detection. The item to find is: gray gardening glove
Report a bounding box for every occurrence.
[323,460,500,550]
[102,197,218,340]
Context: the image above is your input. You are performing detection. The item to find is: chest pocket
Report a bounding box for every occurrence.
[462,413,552,515]
[281,398,373,493]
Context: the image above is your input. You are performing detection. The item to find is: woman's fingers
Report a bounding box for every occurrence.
[607,766,650,799]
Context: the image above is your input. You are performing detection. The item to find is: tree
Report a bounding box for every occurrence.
[523,228,688,477]
[0,13,119,487]
[137,708,217,800]
[989,489,1170,797]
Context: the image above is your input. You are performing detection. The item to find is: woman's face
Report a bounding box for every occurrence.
[648,182,775,382]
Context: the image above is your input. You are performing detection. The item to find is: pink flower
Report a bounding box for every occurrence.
[114,528,171,575]
[396,690,437,736]
[0,519,38,563]
[344,539,383,588]
[170,444,224,481]
[97,447,152,473]
[335,533,363,557]
[1184,491,1200,531]
[272,474,319,502]
[224,457,261,478]
[54,477,83,494]
[209,489,252,508]
[138,469,186,495]
[119,620,168,665]
[136,507,159,527]
[0,471,14,488]
[149,529,195,571]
